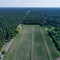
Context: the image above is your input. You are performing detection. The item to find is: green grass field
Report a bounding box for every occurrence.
[4,25,59,60]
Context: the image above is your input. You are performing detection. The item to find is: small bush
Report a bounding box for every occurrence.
[1,50,6,55]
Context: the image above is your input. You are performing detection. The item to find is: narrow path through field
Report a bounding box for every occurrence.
[40,27,53,60]
[17,28,26,46]
[14,28,26,60]
[31,26,34,60]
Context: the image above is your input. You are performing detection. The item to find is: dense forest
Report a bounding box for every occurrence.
[23,8,60,51]
[0,8,27,49]
[0,8,60,52]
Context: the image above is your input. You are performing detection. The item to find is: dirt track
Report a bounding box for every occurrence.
[40,27,53,60]
[31,26,34,60]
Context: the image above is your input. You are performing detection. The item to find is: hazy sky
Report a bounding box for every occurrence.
[0,0,60,7]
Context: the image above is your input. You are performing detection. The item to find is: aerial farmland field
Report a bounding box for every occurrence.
[0,8,60,60]
[3,25,59,60]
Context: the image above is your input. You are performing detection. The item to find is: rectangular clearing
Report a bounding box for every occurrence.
[4,25,58,60]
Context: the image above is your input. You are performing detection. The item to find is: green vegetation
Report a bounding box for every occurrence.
[0,9,26,50]
[34,26,50,60]
[0,8,60,60]
[23,10,60,52]
[4,25,32,60]
[1,50,6,55]
[4,25,59,60]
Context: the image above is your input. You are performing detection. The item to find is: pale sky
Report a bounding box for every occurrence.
[0,0,60,7]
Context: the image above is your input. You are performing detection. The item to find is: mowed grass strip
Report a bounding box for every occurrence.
[4,25,33,60]
[4,25,58,60]
[4,25,26,60]
[34,25,59,60]
[42,27,60,60]
[34,25,50,60]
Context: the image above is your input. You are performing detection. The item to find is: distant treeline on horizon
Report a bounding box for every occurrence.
[0,8,60,16]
